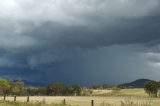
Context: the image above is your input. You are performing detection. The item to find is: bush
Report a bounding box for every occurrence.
[144,81,159,97]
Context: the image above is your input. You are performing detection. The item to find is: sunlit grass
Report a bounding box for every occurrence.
[92,88,148,97]
[0,100,73,106]
[0,89,160,106]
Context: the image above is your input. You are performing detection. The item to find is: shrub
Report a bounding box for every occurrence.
[144,81,159,97]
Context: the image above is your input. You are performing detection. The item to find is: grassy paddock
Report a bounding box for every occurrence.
[0,89,160,106]
[0,100,73,106]
[92,88,148,97]
[0,96,122,106]
[1,96,160,106]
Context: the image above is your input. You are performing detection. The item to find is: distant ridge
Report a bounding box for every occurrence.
[119,79,152,88]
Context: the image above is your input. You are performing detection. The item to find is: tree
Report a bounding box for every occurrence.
[0,78,12,95]
[63,86,72,95]
[27,87,47,96]
[144,81,159,97]
[11,78,26,95]
[47,82,65,95]
[71,84,81,96]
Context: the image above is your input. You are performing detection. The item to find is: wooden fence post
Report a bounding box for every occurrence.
[63,99,66,105]
[91,100,94,106]
[14,95,16,102]
[4,95,6,101]
[43,98,45,104]
[27,96,29,102]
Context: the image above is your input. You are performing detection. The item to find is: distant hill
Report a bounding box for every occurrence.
[119,79,152,88]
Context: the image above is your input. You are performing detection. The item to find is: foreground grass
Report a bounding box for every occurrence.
[0,88,160,106]
[1,96,160,106]
[0,100,155,106]
[0,101,74,106]
[0,98,160,106]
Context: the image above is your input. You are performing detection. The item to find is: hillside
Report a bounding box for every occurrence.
[119,79,152,88]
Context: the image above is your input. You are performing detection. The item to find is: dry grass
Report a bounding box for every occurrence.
[0,101,73,106]
[1,96,160,106]
[0,96,124,106]
[92,88,148,97]
[0,89,160,106]
[120,97,151,106]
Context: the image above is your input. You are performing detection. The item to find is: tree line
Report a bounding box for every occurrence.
[1,77,160,97]
[0,78,81,96]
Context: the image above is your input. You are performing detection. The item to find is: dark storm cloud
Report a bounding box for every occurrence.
[0,0,160,49]
[0,0,160,84]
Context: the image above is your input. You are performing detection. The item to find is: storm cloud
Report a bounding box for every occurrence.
[0,0,160,85]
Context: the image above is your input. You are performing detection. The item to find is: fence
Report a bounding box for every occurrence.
[1,95,98,106]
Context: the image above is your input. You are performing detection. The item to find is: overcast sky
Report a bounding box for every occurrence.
[0,0,160,85]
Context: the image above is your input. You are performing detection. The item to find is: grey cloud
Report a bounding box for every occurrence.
[0,0,160,84]
[0,0,160,49]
